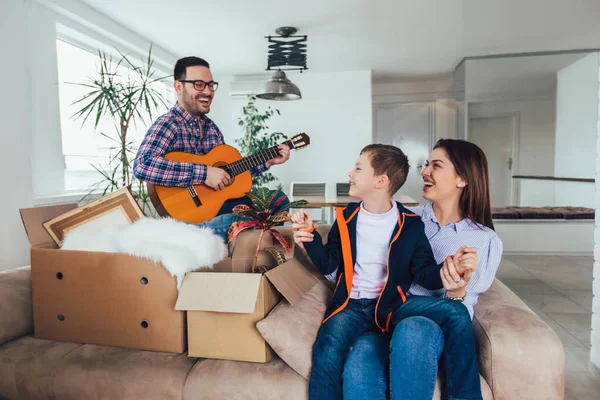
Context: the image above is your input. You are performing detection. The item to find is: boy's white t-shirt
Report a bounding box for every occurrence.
[350,201,399,299]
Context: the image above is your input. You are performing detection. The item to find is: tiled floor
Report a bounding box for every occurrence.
[499,255,600,400]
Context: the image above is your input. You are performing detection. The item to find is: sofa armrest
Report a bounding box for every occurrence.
[0,266,33,346]
[473,278,565,400]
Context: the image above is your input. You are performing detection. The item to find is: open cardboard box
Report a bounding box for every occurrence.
[20,190,326,361]
[19,191,187,354]
[175,229,325,363]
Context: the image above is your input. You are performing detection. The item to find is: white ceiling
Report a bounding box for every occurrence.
[81,0,600,82]
[466,52,592,100]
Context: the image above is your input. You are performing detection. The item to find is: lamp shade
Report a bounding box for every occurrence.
[256,70,302,101]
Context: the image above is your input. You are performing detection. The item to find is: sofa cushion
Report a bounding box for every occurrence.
[0,267,33,346]
[491,207,520,219]
[473,279,565,399]
[557,206,594,220]
[255,282,494,398]
[433,375,493,399]
[256,281,332,380]
[514,207,563,219]
[183,355,308,400]
[0,336,197,400]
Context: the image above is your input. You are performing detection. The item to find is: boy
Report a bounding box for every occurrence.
[292,144,482,400]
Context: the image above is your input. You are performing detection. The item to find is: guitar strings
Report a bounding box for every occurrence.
[226,142,291,176]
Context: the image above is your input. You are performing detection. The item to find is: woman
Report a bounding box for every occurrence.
[342,139,503,400]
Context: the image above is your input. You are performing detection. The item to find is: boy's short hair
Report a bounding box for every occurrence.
[360,144,410,195]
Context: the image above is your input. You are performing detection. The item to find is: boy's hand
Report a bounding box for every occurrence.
[291,209,314,249]
[452,246,478,275]
[291,209,313,229]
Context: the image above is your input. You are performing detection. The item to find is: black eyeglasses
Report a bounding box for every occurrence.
[178,80,219,92]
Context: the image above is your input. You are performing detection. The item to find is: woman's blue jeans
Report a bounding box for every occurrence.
[342,317,445,400]
[310,297,481,400]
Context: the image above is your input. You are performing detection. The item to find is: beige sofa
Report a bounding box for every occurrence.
[0,226,565,400]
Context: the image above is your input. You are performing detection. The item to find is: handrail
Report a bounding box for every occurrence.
[512,175,594,183]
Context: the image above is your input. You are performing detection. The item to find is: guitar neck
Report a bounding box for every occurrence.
[227,139,293,177]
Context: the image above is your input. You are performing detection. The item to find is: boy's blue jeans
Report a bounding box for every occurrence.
[308,296,482,400]
[342,318,444,400]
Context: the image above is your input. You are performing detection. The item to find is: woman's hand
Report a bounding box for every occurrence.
[291,209,314,248]
[440,255,473,299]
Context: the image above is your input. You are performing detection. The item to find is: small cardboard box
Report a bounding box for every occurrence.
[20,197,187,354]
[175,228,324,363]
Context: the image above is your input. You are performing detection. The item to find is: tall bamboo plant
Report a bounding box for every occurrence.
[69,46,170,212]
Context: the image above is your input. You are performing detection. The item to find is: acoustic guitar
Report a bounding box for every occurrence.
[147,133,310,223]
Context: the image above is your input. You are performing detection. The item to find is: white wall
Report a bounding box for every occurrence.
[0,0,34,271]
[496,220,593,254]
[372,76,457,142]
[555,53,599,207]
[30,2,65,197]
[468,100,556,206]
[209,71,373,197]
[591,54,600,378]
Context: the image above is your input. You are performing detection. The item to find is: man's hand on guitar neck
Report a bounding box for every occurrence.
[205,166,231,191]
[266,144,291,168]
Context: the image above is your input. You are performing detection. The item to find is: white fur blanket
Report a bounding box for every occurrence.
[62,217,227,289]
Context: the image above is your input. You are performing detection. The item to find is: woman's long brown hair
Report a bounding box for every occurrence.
[433,139,494,230]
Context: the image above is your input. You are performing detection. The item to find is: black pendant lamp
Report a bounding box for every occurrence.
[256,27,307,101]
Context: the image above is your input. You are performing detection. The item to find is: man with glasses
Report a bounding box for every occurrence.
[134,56,290,193]
[133,57,291,235]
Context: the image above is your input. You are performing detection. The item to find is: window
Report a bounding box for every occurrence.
[56,39,173,192]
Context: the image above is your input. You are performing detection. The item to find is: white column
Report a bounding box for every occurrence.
[555,54,598,207]
[592,51,600,377]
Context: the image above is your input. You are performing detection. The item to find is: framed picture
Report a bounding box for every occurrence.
[43,188,145,247]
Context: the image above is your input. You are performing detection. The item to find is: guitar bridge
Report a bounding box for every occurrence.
[187,186,202,207]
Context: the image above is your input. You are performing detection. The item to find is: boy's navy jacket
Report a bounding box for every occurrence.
[303,201,443,332]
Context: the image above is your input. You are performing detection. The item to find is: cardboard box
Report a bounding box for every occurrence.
[22,197,326,361]
[175,228,325,363]
[20,201,187,354]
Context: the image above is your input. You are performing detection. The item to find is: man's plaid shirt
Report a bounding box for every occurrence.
[133,103,268,187]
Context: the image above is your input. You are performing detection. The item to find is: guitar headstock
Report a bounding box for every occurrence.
[290,133,310,150]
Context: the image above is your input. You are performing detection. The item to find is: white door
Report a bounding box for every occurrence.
[374,103,434,203]
[468,116,516,207]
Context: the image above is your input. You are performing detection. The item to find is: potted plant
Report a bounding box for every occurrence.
[227,188,307,272]
[70,46,170,213]
[235,95,287,190]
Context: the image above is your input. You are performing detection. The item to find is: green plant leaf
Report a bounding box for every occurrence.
[268,229,293,252]
[233,209,268,223]
[276,200,309,214]
[268,211,290,224]
[246,190,269,211]
[263,246,287,266]
[227,220,262,243]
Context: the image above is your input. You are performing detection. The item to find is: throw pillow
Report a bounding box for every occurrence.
[256,281,332,380]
